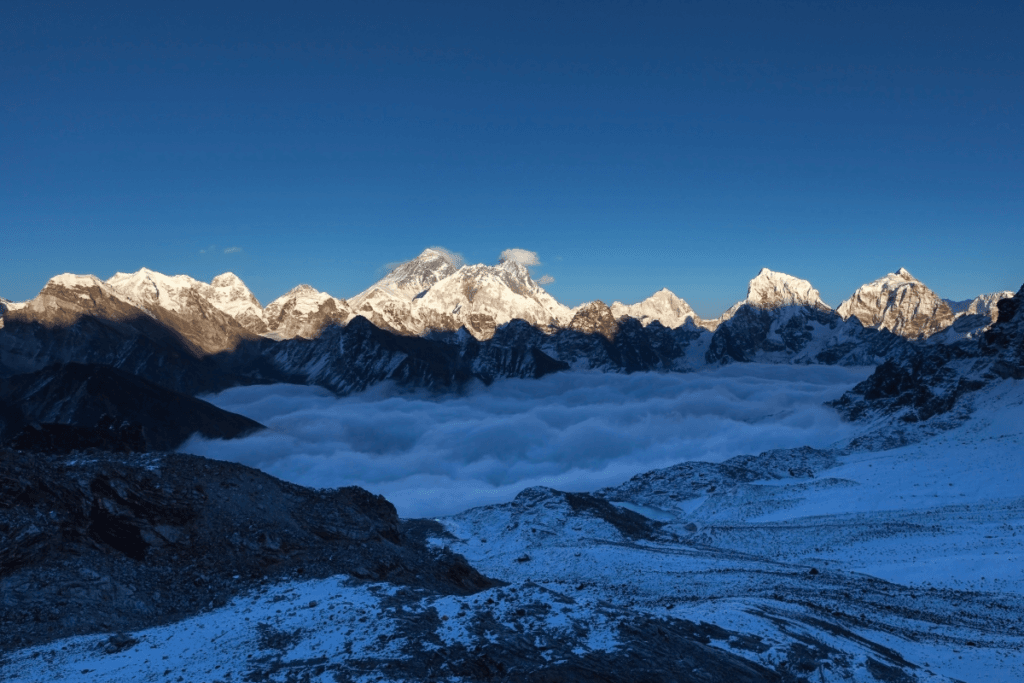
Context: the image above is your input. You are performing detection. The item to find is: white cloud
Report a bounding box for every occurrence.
[427,246,465,270]
[185,365,872,518]
[224,246,242,254]
[499,248,541,267]
[536,274,555,285]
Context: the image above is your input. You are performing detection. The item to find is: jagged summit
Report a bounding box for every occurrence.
[610,288,698,329]
[568,300,618,340]
[364,248,461,300]
[347,249,462,335]
[838,269,954,340]
[106,268,268,335]
[264,284,351,339]
[744,268,830,311]
[413,259,572,339]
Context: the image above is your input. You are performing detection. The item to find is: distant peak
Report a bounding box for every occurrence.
[285,284,320,296]
[419,246,464,269]
[746,268,828,310]
[211,272,243,286]
[894,267,915,280]
[47,273,104,289]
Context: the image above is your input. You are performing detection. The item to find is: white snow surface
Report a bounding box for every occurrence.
[105,267,267,332]
[745,267,831,311]
[947,290,1015,319]
[414,259,572,337]
[347,250,571,339]
[609,288,697,328]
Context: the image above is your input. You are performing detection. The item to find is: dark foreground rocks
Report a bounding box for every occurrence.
[0,447,493,651]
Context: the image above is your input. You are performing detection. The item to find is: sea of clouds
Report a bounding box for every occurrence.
[183,365,874,518]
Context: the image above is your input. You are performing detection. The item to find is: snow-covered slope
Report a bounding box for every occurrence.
[205,272,268,334]
[347,248,461,335]
[100,268,256,354]
[432,375,1024,683]
[744,267,831,311]
[263,284,352,339]
[413,258,572,340]
[609,288,698,329]
[346,250,572,340]
[107,268,268,335]
[837,268,954,339]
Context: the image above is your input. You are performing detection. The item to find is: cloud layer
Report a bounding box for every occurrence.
[184,365,872,518]
[499,248,541,266]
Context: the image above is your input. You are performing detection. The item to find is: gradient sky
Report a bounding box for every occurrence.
[3,0,1022,317]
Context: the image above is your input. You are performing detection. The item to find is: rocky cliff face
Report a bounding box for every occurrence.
[568,301,619,340]
[837,268,955,339]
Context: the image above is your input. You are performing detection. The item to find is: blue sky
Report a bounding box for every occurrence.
[3,0,1022,316]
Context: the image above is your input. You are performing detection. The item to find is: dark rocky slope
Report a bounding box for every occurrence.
[0,363,263,451]
[0,448,494,652]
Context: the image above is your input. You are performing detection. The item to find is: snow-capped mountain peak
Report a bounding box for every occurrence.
[346,249,463,335]
[609,288,697,329]
[106,268,203,314]
[106,268,268,334]
[207,272,267,333]
[744,268,830,311]
[837,269,954,339]
[263,284,352,339]
[412,259,572,339]
[366,248,461,301]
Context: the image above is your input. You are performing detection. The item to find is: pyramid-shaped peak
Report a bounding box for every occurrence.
[416,247,464,269]
[211,272,245,287]
[285,283,320,296]
[894,268,916,280]
[746,268,828,310]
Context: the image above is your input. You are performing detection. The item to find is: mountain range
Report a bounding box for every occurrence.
[0,251,1017,450]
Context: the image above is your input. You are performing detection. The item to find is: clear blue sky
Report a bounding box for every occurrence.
[2,0,1022,316]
